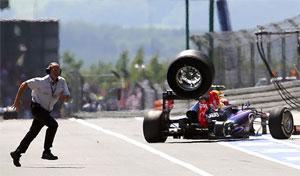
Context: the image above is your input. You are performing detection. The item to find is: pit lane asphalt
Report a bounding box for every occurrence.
[1,111,300,176]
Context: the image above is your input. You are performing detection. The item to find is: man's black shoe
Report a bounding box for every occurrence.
[10,151,21,167]
[41,150,58,160]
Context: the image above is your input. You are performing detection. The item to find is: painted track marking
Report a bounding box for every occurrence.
[69,118,214,176]
[218,135,300,170]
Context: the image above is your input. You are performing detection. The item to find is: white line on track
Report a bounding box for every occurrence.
[134,117,143,121]
[262,148,299,153]
[69,118,214,176]
[218,139,300,170]
[235,142,273,147]
[285,157,300,161]
[261,135,300,150]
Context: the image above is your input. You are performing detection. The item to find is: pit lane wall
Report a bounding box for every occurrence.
[164,80,300,116]
[2,80,299,120]
[72,80,300,119]
[224,80,300,112]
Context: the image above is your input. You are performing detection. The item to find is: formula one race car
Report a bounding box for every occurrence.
[143,50,295,143]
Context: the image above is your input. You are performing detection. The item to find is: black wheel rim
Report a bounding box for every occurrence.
[282,111,293,134]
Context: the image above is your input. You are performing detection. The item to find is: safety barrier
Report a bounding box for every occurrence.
[72,80,300,118]
[224,80,300,111]
[168,80,300,115]
[3,80,299,120]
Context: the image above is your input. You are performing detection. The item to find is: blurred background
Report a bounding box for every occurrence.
[1,0,300,118]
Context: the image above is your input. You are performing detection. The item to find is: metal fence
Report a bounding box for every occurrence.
[64,71,164,114]
[2,16,300,117]
[191,15,300,89]
[65,15,300,114]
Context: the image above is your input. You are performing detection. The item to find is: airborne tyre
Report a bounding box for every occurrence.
[143,110,168,143]
[268,107,294,139]
[167,50,215,99]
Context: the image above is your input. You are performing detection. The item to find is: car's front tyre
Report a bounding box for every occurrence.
[269,107,294,139]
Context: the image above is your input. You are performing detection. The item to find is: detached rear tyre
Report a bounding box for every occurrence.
[268,107,294,139]
[143,110,168,143]
[167,50,214,99]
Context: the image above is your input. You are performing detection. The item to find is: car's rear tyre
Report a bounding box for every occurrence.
[167,50,215,99]
[268,107,294,139]
[143,110,168,143]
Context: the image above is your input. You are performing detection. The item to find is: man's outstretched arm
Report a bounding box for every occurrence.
[12,82,28,112]
[59,93,71,102]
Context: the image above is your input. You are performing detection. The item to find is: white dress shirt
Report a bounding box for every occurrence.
[26,75,70,111]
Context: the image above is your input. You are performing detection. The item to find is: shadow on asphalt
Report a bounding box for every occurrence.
[166,137,266,144]
[24,166,85,169]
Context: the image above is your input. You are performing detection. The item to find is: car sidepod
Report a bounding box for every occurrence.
[224,110,252,138]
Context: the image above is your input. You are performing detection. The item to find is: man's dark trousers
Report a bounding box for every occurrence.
[16,102,58,153]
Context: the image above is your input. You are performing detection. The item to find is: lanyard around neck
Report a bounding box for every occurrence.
[50,81,57,97]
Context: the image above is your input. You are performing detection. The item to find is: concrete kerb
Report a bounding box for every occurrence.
[72,108,188,119]
[73,110,147,119]
[67,80,300,119]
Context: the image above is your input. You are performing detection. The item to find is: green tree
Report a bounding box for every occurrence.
[114,50,130,88]
[129,47,145,83]
[146,54,164,84]
[115,50,129,74]
[60,51,84,112]
[86,60,116,90]
[61,51,83,73]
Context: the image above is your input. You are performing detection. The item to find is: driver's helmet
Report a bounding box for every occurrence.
[208,89,230,109]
